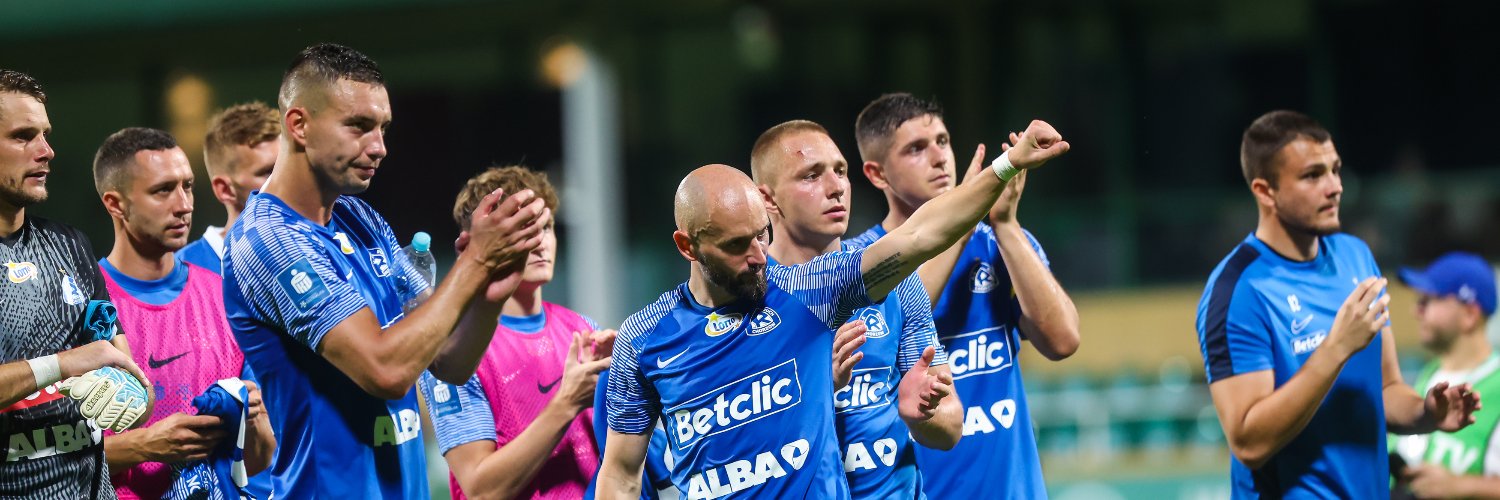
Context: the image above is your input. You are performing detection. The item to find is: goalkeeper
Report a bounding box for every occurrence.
[0,69,152,498]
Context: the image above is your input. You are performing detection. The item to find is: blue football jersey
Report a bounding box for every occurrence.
[846,223,1049,500]
[1196,233,1388,499]
[607,249,873,499]
[770,251,947,500]
[222,193,431,499]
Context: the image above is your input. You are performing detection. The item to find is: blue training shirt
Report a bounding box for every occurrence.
[607,249,873,499]
[222,192,431,499]
[1196,233,1388,499]
[846,223,1049,500]
[770,250,947,500]
[179,238,221,275]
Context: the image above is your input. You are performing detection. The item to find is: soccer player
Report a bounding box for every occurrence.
[91,127,276,499]
[1390,251,1497,498]
[221,44,548,498]
[179,102,279,273]
[749,119,962,499]
[0,69,151,498]
[596,118,1068,499]
[1196,110,1481,498]
[418,165,614,499]
[845,93,1080,500]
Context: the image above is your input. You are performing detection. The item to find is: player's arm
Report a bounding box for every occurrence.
[596,430,650,500]
[862,121,1069,301]
[1210,278,1388,469]
[445,332,610,498]
[319,191,546,398]
[995,224,1079,361]
[1381,324,1481,435]
[913,143,986,304]
[242,380,275,476]
[0,340,140,408]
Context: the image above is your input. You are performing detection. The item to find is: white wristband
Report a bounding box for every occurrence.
[990,150,1019,182]
[27,354,60,389]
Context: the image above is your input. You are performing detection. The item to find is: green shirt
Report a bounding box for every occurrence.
[1391,353,1500,476]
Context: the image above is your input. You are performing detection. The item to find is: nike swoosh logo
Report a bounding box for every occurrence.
[538,376,562,394]
[657,348,690,369]
[148,351,189,369]
[1290,314,1315,334]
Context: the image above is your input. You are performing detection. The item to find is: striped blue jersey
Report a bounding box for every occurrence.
[222,192,430,499]
[1196,233,1388,499]
[769,251,947,500]
[846,223,1049,500]
[607,249,872,499]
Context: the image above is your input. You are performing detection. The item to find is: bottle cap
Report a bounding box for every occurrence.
[412,232,432,253]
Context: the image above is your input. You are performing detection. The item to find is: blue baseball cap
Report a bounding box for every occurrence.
[1399,251,1497,316]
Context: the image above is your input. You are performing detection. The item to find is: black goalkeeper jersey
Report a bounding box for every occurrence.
[0,216,115,499]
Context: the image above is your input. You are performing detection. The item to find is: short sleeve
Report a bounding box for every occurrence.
[893,275,947,373]
[606,322,661,435]
[418,371,496,454]
[225,222,367,350]
[772,248,873,328]
[1198,280,1274,383]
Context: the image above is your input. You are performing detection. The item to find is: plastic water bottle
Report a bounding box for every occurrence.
[403,231,436,313]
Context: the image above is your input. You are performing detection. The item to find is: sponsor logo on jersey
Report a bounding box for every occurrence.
[368,247,392,277]
[1287,294,1302,313]
[843,438,900,472]
[373,408,421,447]
[834,366,893,414]
[60,274,86,305]
[4,262,37,284]
[5,418,103,462]
[971,262,996,294]
[667,359,802,451]
[745,308,781,336]
[704,312,743,337]
[855,308,890,339]
[277,258,331,311]
[333,232,356,254]
[944,326,1013,380]
[430,383,462,418]
[1292,330,1327,355]
[1,382,65,413]
[684,439,810,499]
[962,399,1018,436]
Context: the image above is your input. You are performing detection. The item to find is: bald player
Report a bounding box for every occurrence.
[596,119,1068,500]
[751,119,962,499]
[220,43,548,498]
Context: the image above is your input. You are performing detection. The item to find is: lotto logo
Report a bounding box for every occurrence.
[833,367,893,414]
[667,359,802,451]
[945,327,1013,380]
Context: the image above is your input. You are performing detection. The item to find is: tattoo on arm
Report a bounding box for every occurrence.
[864,253,907,291]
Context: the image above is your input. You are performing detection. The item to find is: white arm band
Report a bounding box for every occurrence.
[990,150,1019,182]
[27,354,61,389]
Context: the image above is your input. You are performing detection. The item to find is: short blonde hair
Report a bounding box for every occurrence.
[203,102,280,177]
[452,165,559,230]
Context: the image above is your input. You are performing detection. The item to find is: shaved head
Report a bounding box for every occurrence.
[674,164,767,241]
[673,164,771,303]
